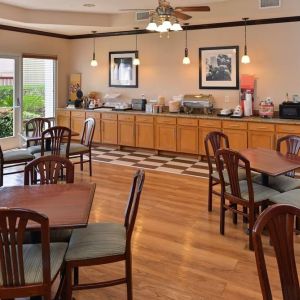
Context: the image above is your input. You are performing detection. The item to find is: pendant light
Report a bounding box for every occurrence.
[182,25,190,65]
[241,18,251,64]
[90,31,98,67]
[133,28,140,66]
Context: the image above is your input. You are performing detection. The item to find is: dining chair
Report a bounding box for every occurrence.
[0,146,34,187]
[64,169,145,300]
[25,117,51,154]
[204,131,246,212]
[215,148,280,250]
[67,118,95,176]
[0,207,68,300]
[253,204,300,300]
[253,135,300,192]
[24,155,74,185]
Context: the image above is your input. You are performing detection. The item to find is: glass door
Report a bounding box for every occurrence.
[0,56,21,150]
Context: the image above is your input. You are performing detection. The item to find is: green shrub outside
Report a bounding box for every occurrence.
[0,108,13,138]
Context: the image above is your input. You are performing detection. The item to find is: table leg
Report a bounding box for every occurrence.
[261,173,269,186]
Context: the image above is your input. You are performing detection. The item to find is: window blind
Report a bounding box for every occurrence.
[22,57,56,120]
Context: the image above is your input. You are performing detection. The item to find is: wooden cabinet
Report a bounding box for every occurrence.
[136,115,154,149]
[199,119,222,155]
[177,118,198,154]
[118,114,135,146]
[248,123,275,149]
[56,110,70,128]
[86,111,101,143]
[155,117,177,151]
[70,111,85,141]
[223,121,248,151]
[101,113,118,145]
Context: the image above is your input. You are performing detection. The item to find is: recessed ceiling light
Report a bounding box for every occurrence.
[83,3,96,7]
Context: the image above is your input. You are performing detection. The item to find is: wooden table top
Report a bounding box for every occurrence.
[20,130,79,143]
[0,183,96,230]
[239,148,300,176]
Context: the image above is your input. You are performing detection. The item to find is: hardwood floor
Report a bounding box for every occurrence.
[3,162,299,300]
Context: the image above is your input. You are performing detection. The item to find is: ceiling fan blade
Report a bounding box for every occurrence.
[172,11,192,20]
[119,9,153,11]
[175,6,210,12]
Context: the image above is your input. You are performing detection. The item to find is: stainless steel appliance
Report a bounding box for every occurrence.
[279,102,300,119]
[182,94,214,114]
[131,99,147,111]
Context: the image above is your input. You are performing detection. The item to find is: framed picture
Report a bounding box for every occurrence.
[199,46,239,90]
[109,51,138,88]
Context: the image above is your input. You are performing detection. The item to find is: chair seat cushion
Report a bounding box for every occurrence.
[3,149,34,163]
[68,143,89,154]
[65,223,126,262]
[226,180,280,202]
[212,168,247,183]
[34,150,66,158]
[269,189,300,208]
[27,145,42,155]
[0,243,68,285]
[253,174,300,193]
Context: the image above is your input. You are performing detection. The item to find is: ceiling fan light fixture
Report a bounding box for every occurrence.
[171,21,183,31]
[146,21,157,31]
[162,19,172,30]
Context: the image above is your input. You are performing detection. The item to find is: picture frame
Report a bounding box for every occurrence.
[109,51,138,88]
[199,46,239,90]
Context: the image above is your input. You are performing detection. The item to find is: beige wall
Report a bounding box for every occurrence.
[69,21,300,110]
[0,29,70,107]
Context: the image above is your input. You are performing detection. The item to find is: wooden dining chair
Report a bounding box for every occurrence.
[64,169,145,300]
[204,131,246,212]
[0,207,68,300]
[215,148,280,250]
[253,204,300,300]
[67,118,95,176]
[253,135,300,192]
[0,145,34,187]
[24,155,74,185]
[25,117,51,154]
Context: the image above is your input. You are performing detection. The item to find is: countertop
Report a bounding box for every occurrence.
[57,107,300,125]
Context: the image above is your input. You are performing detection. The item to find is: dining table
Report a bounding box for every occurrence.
[239,147,300,186]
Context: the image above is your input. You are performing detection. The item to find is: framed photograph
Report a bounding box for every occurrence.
[199,46,239,90]
[109,51,138,88]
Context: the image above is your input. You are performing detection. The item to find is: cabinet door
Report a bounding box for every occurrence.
[223,129,248,151]
[118,121,135,146]
[56,111,70,128]
[199,127,222,156]
[177,126,198,154]
[155,124,176,151]
[71,111,85,141]
[102,120,118,145]
[248,131,274,149]
[86,112,101,144]
[136,123,154,149]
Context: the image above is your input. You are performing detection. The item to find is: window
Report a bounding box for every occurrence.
[22,56,57,121]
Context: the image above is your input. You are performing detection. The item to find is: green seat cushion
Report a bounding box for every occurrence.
[27,145,42,155]
[269,189,300,208]
[226,180,280,202]
[3,149,34,163]
[68,143,89,154]
[0,243,68,285]
[253,174,300,193]
[34,150,66,158]
[65,223,126,261]
[212,168,247,183]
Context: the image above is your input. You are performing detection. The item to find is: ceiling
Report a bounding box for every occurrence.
[0,0,299,36]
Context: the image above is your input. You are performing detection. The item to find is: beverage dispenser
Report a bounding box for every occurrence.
[240,75,255,117]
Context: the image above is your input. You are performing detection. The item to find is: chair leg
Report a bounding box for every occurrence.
[0,164,3,187]
[220,194,225,235]
[65,263,73,300]
[248,207,255,251]
[74,267,79,286]
[80,154,83,171]
[243,207,248,224]
[208,176,213,212]
[125,254,133,300]
[232,203,237,225]
[89,150,92,176]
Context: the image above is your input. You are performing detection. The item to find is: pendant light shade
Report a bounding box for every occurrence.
[182,26,190,65]
[133,28,140,66]
[241,18,250,64]
[90,31,98,67]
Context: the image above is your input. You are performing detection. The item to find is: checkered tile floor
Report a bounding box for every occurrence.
[91,146,210,178]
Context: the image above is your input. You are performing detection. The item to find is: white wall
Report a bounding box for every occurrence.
[69,21,300,110]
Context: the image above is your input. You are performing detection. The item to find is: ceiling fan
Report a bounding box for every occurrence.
[120,0,211,21]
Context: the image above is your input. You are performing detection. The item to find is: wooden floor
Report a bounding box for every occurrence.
[3,162,299,300]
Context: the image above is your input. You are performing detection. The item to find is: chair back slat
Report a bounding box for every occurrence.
[124,170,145,246]
[41,126,71,156]
[24,155,74,185]
[204,131,229,175]
[253,204,300,300]
[25,118,51,146]
[81,118,95,147]
[277,135,300,177]
[0,208,50,290]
